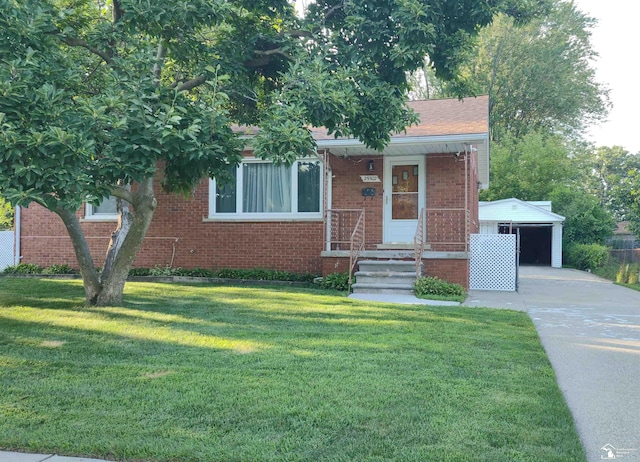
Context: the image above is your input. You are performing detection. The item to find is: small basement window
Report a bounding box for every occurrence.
[85,196,118,221]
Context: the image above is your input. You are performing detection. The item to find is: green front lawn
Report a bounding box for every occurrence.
[0,278,585,461]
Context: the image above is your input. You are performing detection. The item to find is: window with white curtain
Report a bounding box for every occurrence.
[208,159,322,220]
[85,196,118,220]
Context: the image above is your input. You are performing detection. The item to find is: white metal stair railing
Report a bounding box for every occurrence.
[413,208,426,279]
[324,209,365,290]
[348,210,365,290]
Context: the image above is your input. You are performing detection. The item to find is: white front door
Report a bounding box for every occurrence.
[383,156,426,243]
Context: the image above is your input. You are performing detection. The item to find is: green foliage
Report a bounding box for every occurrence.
[128,266,315,282]
[551,187,616,246]
[0,0,542,212]
[42,264,76,275]
[480,132,575,202]
[616,264,628,284]
[0,0,551,304]
[0,197,12,229]
[2,263,42,274]
[480,132,616,251]
[615,263,640,285]
[213,268,316,283]
[127,267,152,277]
[2,263,77,275]
[148,265,176,277]
[576,147,640,221]
[566,243,609,271]
[414,276,466,298]
[444,2,609,142]
[172,267,215,278]
[318,272,350,291]
[616,164,640,236]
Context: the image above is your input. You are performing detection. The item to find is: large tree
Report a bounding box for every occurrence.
[480,131,615,247]
[410,0,609,142]
[575,146,640,222]
[0,0,541,305]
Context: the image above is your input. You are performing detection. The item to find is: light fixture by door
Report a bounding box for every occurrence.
[367,160,375,171]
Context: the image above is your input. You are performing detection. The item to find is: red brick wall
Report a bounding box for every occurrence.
[19,176,324,274]
[328,154,384,248]
[425,154,474,252]
[19,150,479,284]
[424,258,469,288]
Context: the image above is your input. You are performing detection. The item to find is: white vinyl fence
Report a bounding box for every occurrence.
[0,230,15,271]
[469,233,518,291]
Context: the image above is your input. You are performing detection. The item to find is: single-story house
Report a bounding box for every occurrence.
[17,96,490,289]
[479,198,565,268]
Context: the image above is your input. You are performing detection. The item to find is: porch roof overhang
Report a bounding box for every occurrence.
[317,133,490,188]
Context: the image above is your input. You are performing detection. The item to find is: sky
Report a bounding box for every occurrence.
[571,0,640,153]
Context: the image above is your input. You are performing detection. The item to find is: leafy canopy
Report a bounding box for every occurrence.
[409,0,609,142]
[1,0,546,212]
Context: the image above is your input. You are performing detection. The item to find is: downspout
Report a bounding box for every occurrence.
[14,206,21,265]
[321,149,332,252]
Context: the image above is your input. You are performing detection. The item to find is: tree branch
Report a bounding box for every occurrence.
[153,42,167,85]
[110,185,134,204]
[324,1,346,21]
[113,0,124,23]
[284,30,314,39]
[61,36,114,65]
[176,75,207,92]
[244,49,293,69]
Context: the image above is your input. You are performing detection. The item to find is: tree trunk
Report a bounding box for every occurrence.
[100,186,133,284]
[96,177,157,306]
[55,206,101,305]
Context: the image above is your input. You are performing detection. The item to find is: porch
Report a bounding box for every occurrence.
[320,207,472,291]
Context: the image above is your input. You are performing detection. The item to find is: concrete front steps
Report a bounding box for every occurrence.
[351,260,419,295]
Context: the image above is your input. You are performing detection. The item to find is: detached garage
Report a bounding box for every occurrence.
[479,198,565,268]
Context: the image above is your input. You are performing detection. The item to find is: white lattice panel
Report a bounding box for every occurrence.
[0,230,15,271]
[469,234,517,291]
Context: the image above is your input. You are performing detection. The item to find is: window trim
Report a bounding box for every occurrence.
[84,200,118,222]
[207,157,323,221]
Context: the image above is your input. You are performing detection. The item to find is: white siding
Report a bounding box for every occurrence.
[528,201,552,211]
[479,221,499,234]
[479,198,564,223]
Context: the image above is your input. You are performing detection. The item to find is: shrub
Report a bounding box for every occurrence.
[175,268,215,278]
[126,266,316,282]
[149,265,176,276]
[628,269,639,285]
[616,264,629,284]
[213,268,316,282]
[566,243,609,271]
[2,263,42,274]
[318,272,350,291]
[414,276,466,298]
[128,267,152,277]
[42,264,76,275]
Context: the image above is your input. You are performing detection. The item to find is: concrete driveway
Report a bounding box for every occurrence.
[465,266,640,462]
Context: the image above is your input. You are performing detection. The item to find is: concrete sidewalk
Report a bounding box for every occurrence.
[0,451,108,462]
